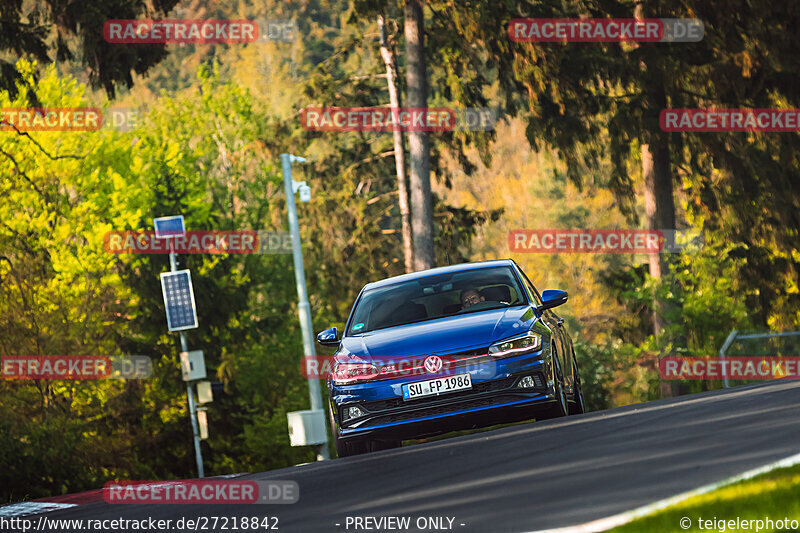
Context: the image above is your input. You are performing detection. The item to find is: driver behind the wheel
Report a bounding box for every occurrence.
[460,288,485,310]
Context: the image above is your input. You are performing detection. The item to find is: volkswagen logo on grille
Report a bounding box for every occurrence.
[424,355,443,374]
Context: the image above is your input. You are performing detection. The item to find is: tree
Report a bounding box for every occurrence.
[0,0,179,101]
[403,0,435,270]
[0,62,318,498]
[0,62,156,497]
[378,14,414,273]
[411,0,800,387]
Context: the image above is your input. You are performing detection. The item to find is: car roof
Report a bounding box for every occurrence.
[362,259,518,291]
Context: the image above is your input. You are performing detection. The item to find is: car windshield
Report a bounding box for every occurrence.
[347,266,527,334]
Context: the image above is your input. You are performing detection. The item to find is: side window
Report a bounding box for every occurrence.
[518,269,543,307]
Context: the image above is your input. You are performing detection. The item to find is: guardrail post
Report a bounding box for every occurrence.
[718,329,738,389]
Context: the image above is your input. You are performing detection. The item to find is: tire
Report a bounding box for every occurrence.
[539,355,569,420]
[335,436,368,457]
[568,355,586,415]
[330,405,368,458]
[331,407,401,457]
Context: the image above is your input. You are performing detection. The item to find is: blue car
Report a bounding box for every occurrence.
[316,259,585,457]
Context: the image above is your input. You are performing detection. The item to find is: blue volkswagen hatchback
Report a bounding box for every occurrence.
[316,259,585,457]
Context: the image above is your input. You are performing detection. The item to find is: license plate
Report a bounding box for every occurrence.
[402,373,472,400]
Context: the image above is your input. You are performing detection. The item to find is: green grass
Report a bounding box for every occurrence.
[611,463,800,532]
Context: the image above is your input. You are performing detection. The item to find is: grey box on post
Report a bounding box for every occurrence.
[196,380,213,403]
[180,350,206,381]
[287,409,327,446]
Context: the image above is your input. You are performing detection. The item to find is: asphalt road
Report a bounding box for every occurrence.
[22,381,800,533]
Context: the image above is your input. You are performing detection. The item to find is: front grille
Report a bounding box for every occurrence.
[369,394,531,424]
[373,348,493,379]
[339,370,549,428]
[362,375,519,412]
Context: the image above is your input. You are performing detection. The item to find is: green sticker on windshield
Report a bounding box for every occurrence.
[353,323,364,331]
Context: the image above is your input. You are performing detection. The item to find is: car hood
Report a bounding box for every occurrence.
[339,305,540,363]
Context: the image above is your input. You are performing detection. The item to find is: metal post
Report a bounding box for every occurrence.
[281,153,330,461]
[169,240,205,477]
[718,329,738,389]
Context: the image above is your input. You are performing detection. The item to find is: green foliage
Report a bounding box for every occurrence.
[0,62,316,499]
[0,12,500,495]
[0,0,179,100]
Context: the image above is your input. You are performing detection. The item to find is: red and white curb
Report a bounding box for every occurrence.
[0,474,250,518]
[0,502,77,517]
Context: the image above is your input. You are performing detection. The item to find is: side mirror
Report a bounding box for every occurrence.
[540,289,568,310]
[316,327,340,346]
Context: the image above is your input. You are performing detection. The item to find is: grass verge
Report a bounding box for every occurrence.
[611,463,800,532]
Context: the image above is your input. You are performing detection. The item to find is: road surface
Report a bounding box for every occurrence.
[16,380,800,532]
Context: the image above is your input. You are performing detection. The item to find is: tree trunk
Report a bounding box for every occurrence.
[643,137,677,398]
[379,15,414,273]
[403,0,435,270]
[635,4,679,396]
[643,141,674,332]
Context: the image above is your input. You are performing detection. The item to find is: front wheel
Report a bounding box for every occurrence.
[331,407,400,457]
[330,405,368,458]
[335,436,368,457]
[539,356,569,420]
[568,356,586,415]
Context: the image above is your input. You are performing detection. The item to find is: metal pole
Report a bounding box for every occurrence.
[718,329,738,389]
[169,240,205,477]
[281,153,330,461]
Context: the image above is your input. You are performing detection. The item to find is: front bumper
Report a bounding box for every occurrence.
[330,353,556,441]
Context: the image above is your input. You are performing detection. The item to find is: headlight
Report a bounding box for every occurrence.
[488,332,542,358]
[332,362,379,384]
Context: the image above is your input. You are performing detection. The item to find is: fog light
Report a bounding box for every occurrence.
[518,376,536,389]
[343,406,364,421]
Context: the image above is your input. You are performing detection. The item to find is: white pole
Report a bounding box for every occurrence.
[169,239,205,477]
[281,153,330,461]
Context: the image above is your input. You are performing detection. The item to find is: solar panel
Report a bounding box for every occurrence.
[154,215,186,238]
[160,270,198,331]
